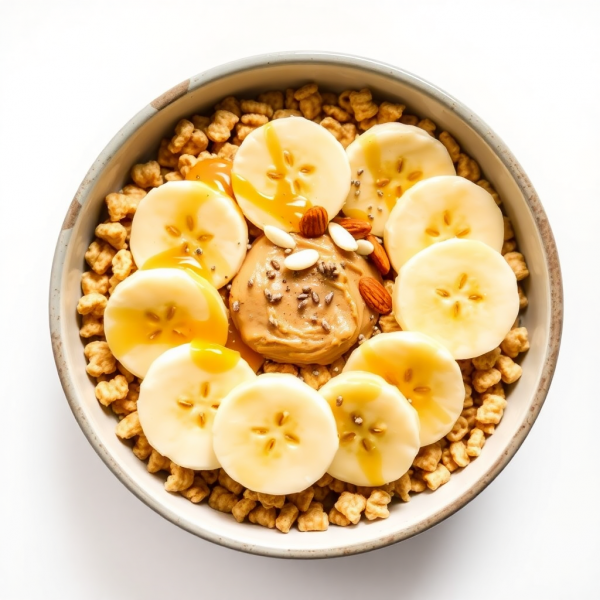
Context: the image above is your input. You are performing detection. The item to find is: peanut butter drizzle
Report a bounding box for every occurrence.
[225,318,264,373]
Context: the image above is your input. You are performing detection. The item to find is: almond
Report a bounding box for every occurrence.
[332,217,371,239]
[366,234,390,275]
[358,277,393,314]
[299,206,328,238]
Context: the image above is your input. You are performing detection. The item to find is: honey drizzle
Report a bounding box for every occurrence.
[189,340,240,373]
[185,157,234,198]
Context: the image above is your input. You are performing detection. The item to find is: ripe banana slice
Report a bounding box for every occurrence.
[130,180,248,289]
[213,373,339,495]
[137,342,256,470]
[231,118,351,232]
[394,239,519,359]
[104,268,228,378]
[343,123,456,236]
[319,371,420,487]
[344,331,464,446]
[384,175,504,270]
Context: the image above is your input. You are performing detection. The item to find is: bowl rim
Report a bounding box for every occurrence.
[49,50,563,559]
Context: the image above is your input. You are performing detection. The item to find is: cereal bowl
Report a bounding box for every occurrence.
[49,52,562,558]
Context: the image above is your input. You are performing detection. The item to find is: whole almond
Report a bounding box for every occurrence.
[366,234,390,275]
[299,206,328,237]
[359,277,393,314]
[332,217,371,239]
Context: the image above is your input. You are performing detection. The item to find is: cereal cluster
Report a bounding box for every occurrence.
[78,83,530,532]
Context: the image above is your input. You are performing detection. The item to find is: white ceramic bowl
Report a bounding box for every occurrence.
[49,52,562,558]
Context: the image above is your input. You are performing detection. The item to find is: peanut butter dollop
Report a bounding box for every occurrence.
[229,233,381,365]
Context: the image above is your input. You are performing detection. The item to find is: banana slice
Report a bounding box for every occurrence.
[231,118,351,232]
[344,331,464,446]
[137,342,256,470]
[130,180,247,289]
[394,239,519,359]
[319,371,420,487]
[343,123,456,236]
[213,373,339,495]
[104,268,228,378]
[384,175,504,270]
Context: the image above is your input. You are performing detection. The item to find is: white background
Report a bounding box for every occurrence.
[0,0,598,598]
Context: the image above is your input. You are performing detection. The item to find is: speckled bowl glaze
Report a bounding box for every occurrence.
[49,52,562,558]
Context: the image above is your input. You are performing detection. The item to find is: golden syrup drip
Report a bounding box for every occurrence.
[225,318,264,373]
[185,157,234,198]
[232,122,312,230]
[189,340,240,373]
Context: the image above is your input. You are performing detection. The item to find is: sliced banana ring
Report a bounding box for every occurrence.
[384,175,504,270]
[213,373,339,495]
[129,180,248,289]
[343,331,464,446]
[138,342,256,470]
[104,268,228,378]
[343,123,456,237]
[232,118,351,232]
[319,371,420,487]
[394,238,519,359]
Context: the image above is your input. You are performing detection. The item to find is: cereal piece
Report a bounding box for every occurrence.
[315,473,333,488]
[131,160,163,189]
[472,347,501,371]
[84,341,116,377]
[147,449,171,473]
[504,252,529,281]
[364,489,391,520]
[299,365,331,389]
[180,476,210,503]
[95,222,127,251]
[320,117,356,148]
[298,506,329,532]
[323,104,352,123]
[438,131,461,162]
[410,474,427,493]
[240,113,269,127]
[501,327,530,358]
[243,489,259,501]
[218,469,244,495]
[207,110,239,143]
[181,129,209,155]
[377,101,405,124]
[178,154,199,178]
[457,358,474,379]
[79,314,103,338]
[449,440,470,468]
[477,421,496,435]
[349,89,378,121]
[200,469,220,485]
[248,505,277,528]
[263,361,298,376]
[319,91,337,106]
[157,138,179,169]
[496,355,523,384]
[417,118,437,137]
[393,472,412,502]
[276,503,300,533]
[81,271,109,295]
[518,285,528,309]
[215,96,241,118]
[112,249,134,281]
[472,368,502,393]
[477,179,501,204]
[240,99,273,118]
[337,90,353,113]
[85,239,116,275]
[299,92,322,121]
[105,192,140,222]
[132,434,151,460]
[379,312,402,333]
[115,410,141,439]
[168,119,194,154]
[293,83,318,101]
[234,123,259,142]
[215,142,238,161]
[457,154,481,182]
[164,170,183,182]
[328,478,346,494]
[257,493,285,509]
[329,357,346,377]
[412,442,442,472]
[334,491,367,525]
[273,108,303,119]
[328,507,351,527]
[287,487,314,512]
[399,114,419,126]
[422,464,451,491]
[165,463,194,492]
[208,486,238,513]
[285,88,300,110]
[461,407,477,429]
[503,216,515,241]
[466,428,486,457]
[191,115,211,131]
[77,293,107,318]
[442,448,459,473]
[312,485,330,502]
[446,416,469,442]
[258,90,284,112]
[96,374,128,407]
[502,240,517,255]
[359,117,378,131]
[232,497,257,522]
[112,381,140,416]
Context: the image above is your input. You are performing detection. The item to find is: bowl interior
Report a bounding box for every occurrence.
[51,54,558,558]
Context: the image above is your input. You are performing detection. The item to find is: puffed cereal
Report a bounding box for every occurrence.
[257,493,285,509]
[422,464,451,491]
[504,252,530,281]
[207,110,239,143]
[77,293,107,318]
[115,410,142,439]
[83,341,115,377]
[457,153,481,182]
[438,131,461,162]
[287,488,314,512]
[446,416,469,442]
[297,505,328,532]
[472,368,502,393]
[466,428,486,457]
[168,119,194,154]
[147,449,171,473]
[334,492,366,525]
[232,497,256,522]
[299,365,331,389]
[365,490,392,520]
[501,327,530,358]
[218,469,244,495]
[208,486,239,514]
[476,394,507,424]
[328,507,351,527]
[96,374,128,406]
[417,118,437,137]
[131,160,163,189]
[165,463,194,493]
[180,476,210,504]
[132,434,152,460]
[412,442,442,472]
[85,239,116,275]
[276,503,300,533]
[496,355,523,384]
[392,473,412,502]
[441,448,459,473]
[472,347,501,371]
[248,505,277,528]
[349,89,378,121]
